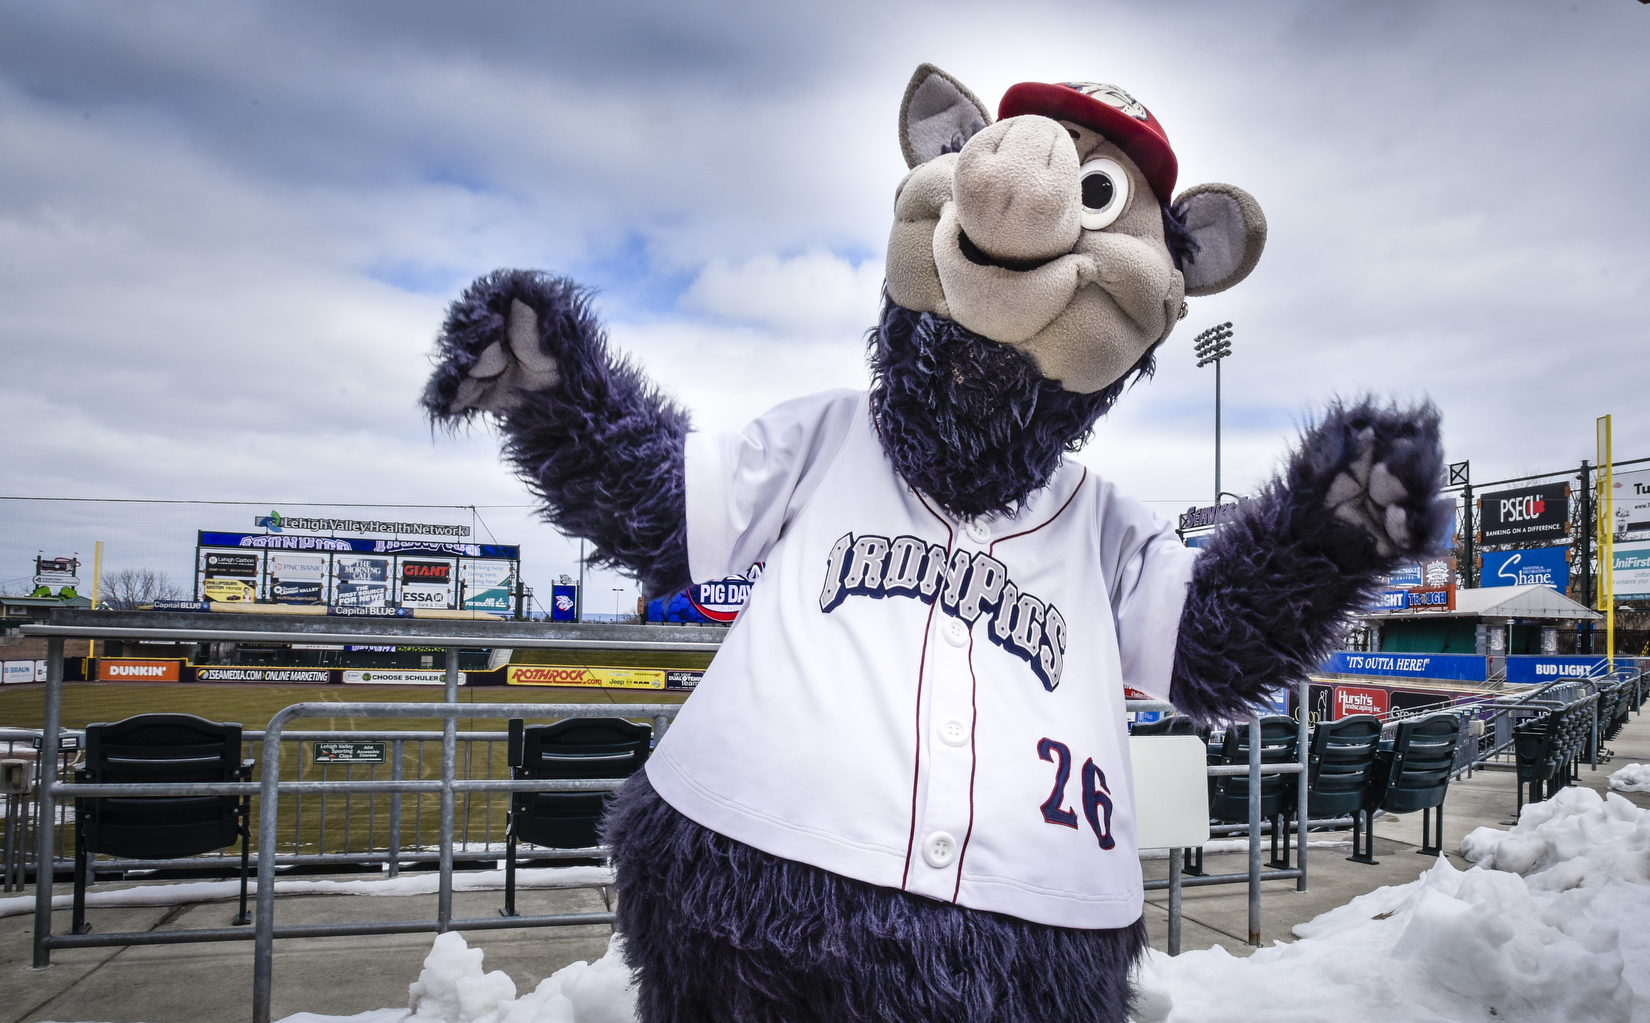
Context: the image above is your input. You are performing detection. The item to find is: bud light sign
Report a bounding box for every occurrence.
[550,584,577,622]
[1480,483,1569,543]
[1480,547,1569,592]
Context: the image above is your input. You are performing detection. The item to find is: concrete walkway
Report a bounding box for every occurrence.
[4,707,1646,1023]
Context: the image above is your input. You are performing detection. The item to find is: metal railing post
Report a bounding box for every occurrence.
[388,739,403,878]
[252,707,293,1023]
[1247,712,1262,947]
[438,649,459,930]
[1296,677,1309,892]
[31,637,64,970]
[1167,848,1182,956]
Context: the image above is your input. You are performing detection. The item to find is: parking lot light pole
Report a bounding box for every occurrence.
[1193,322,1235,504]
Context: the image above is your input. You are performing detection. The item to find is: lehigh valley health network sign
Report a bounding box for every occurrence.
[254,511,470,537]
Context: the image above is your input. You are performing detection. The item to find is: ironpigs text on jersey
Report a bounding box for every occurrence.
[819,531,1067,691]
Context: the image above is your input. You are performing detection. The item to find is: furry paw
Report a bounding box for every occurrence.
[1304,400,1448,563]
[424,271,599,421]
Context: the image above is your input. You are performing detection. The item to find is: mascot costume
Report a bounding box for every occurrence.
[423,65,1446,1023]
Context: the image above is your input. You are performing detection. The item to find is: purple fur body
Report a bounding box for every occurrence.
[605,770,1147,1023]
[423,271,692,599]
[1167,400,1448,722]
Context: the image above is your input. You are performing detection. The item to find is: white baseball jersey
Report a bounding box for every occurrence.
[645,389,1196,929]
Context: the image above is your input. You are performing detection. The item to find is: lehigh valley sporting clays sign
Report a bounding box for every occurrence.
[313,741,387,764]
[506,665,666,689]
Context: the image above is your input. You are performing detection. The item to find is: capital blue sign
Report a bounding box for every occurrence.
[1322,651,1488,682]
[1481,547,1569,592]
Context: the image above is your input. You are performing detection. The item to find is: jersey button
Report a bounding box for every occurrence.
[965,520,990,543]
[923,831,957,868]
[942,618,969,647]
[939,718,969,747]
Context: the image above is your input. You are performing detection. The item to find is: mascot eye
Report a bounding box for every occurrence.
[1079,158,1129,230]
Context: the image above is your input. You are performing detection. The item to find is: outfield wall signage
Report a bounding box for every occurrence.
[98,659,183,682]
[1504,656,1608,685]
[460,560,514,613]
[1481,547,1570,592]
[506,665,666,689]
[342,670,459,685]
[1384,557,1456,589]
[665,669,702,691]
[203,552,259,577]
[1322,651,1488,683]
[196,667,331,683]
[1479,483,1570,543]
[2,660,44,684]
[1335,685,1389,719]
[202,578,256,602]
[1614,541,1650,600]
[327,606,415,618]
[1610,469,1650,541]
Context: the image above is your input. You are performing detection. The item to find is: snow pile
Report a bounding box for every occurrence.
[1133,785,1647,1022]
[1610,763,1650,794]
[401,931,637,1023]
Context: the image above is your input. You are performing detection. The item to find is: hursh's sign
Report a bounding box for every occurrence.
[1479,483,1570,543]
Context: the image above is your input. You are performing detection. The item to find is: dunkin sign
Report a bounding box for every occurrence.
[97,660,182,682]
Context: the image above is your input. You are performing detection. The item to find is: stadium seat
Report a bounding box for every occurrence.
[502,717,651,917]
[72,713,253,934]
[1360,712,1462,861]
[1276,714,1382,867]
[1199,716,1298,873]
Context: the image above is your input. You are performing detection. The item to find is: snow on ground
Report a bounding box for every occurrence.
[0,865,612,919]
[1611,762,1650,793]
[1138,785,1648,1022]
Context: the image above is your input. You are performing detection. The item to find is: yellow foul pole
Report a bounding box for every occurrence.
[1597,416,1614,670]
[90,541,103,607]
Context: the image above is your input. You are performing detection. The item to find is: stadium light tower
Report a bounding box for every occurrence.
[1193,321,1235,504]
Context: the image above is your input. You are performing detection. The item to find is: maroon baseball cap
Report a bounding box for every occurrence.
[998,81,1178,203]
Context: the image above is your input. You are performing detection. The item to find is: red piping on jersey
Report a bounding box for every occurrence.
[902,493,954,890]
[989,466,1088,547]
[952,632,981,903]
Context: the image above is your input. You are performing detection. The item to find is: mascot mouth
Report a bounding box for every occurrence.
[956,229,1062,273]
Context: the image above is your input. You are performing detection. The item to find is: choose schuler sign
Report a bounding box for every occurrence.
[1479,483,1569,543]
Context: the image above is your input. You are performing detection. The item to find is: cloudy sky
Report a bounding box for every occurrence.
[2,0,1647,603]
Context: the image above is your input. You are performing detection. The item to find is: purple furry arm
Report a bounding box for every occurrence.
[1168,400,1448,723]
[423,270,691,600]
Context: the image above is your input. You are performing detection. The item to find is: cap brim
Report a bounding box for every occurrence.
[998,82,1177,203]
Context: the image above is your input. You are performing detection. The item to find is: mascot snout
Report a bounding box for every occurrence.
[954,116,1081,264]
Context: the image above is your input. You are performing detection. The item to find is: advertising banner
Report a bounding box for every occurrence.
[1479,483,1570,543]
[665,669,703,691]
[1611,468,1650,540]
[269,553,326,580]
[195,667,332,683]
[2,660,40,685]
[270,580,324,603]
[203,552,260,577]
[335,556,391,607]
[327,605,414,618]
[201,531,517,560]
[202,578,256,602]
[1370,590,1409,612]
[98,659,182,682]
[506,665,666,689]
[687,577,755,623]
[34,556,79,586]
[1335,685,1389,719]
[551,584,578,622]
[1504,656,1609,685]
[460,560,514,612]
[1481,546,1570,592]
[1322,651,1488,682]
[399,583,451,609]
[1384,556,1456,589]
[1405,585,1455,610]
[342,670,457,685]
[1613,541,1650,600]
[401,560,452,585]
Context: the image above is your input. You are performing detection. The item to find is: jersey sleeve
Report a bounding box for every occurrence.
[683,389,863,582]
[1096,483,1198,704]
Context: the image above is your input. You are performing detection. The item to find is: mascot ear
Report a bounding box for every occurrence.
[899,63,992,169]
[1172,183,1268,296]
